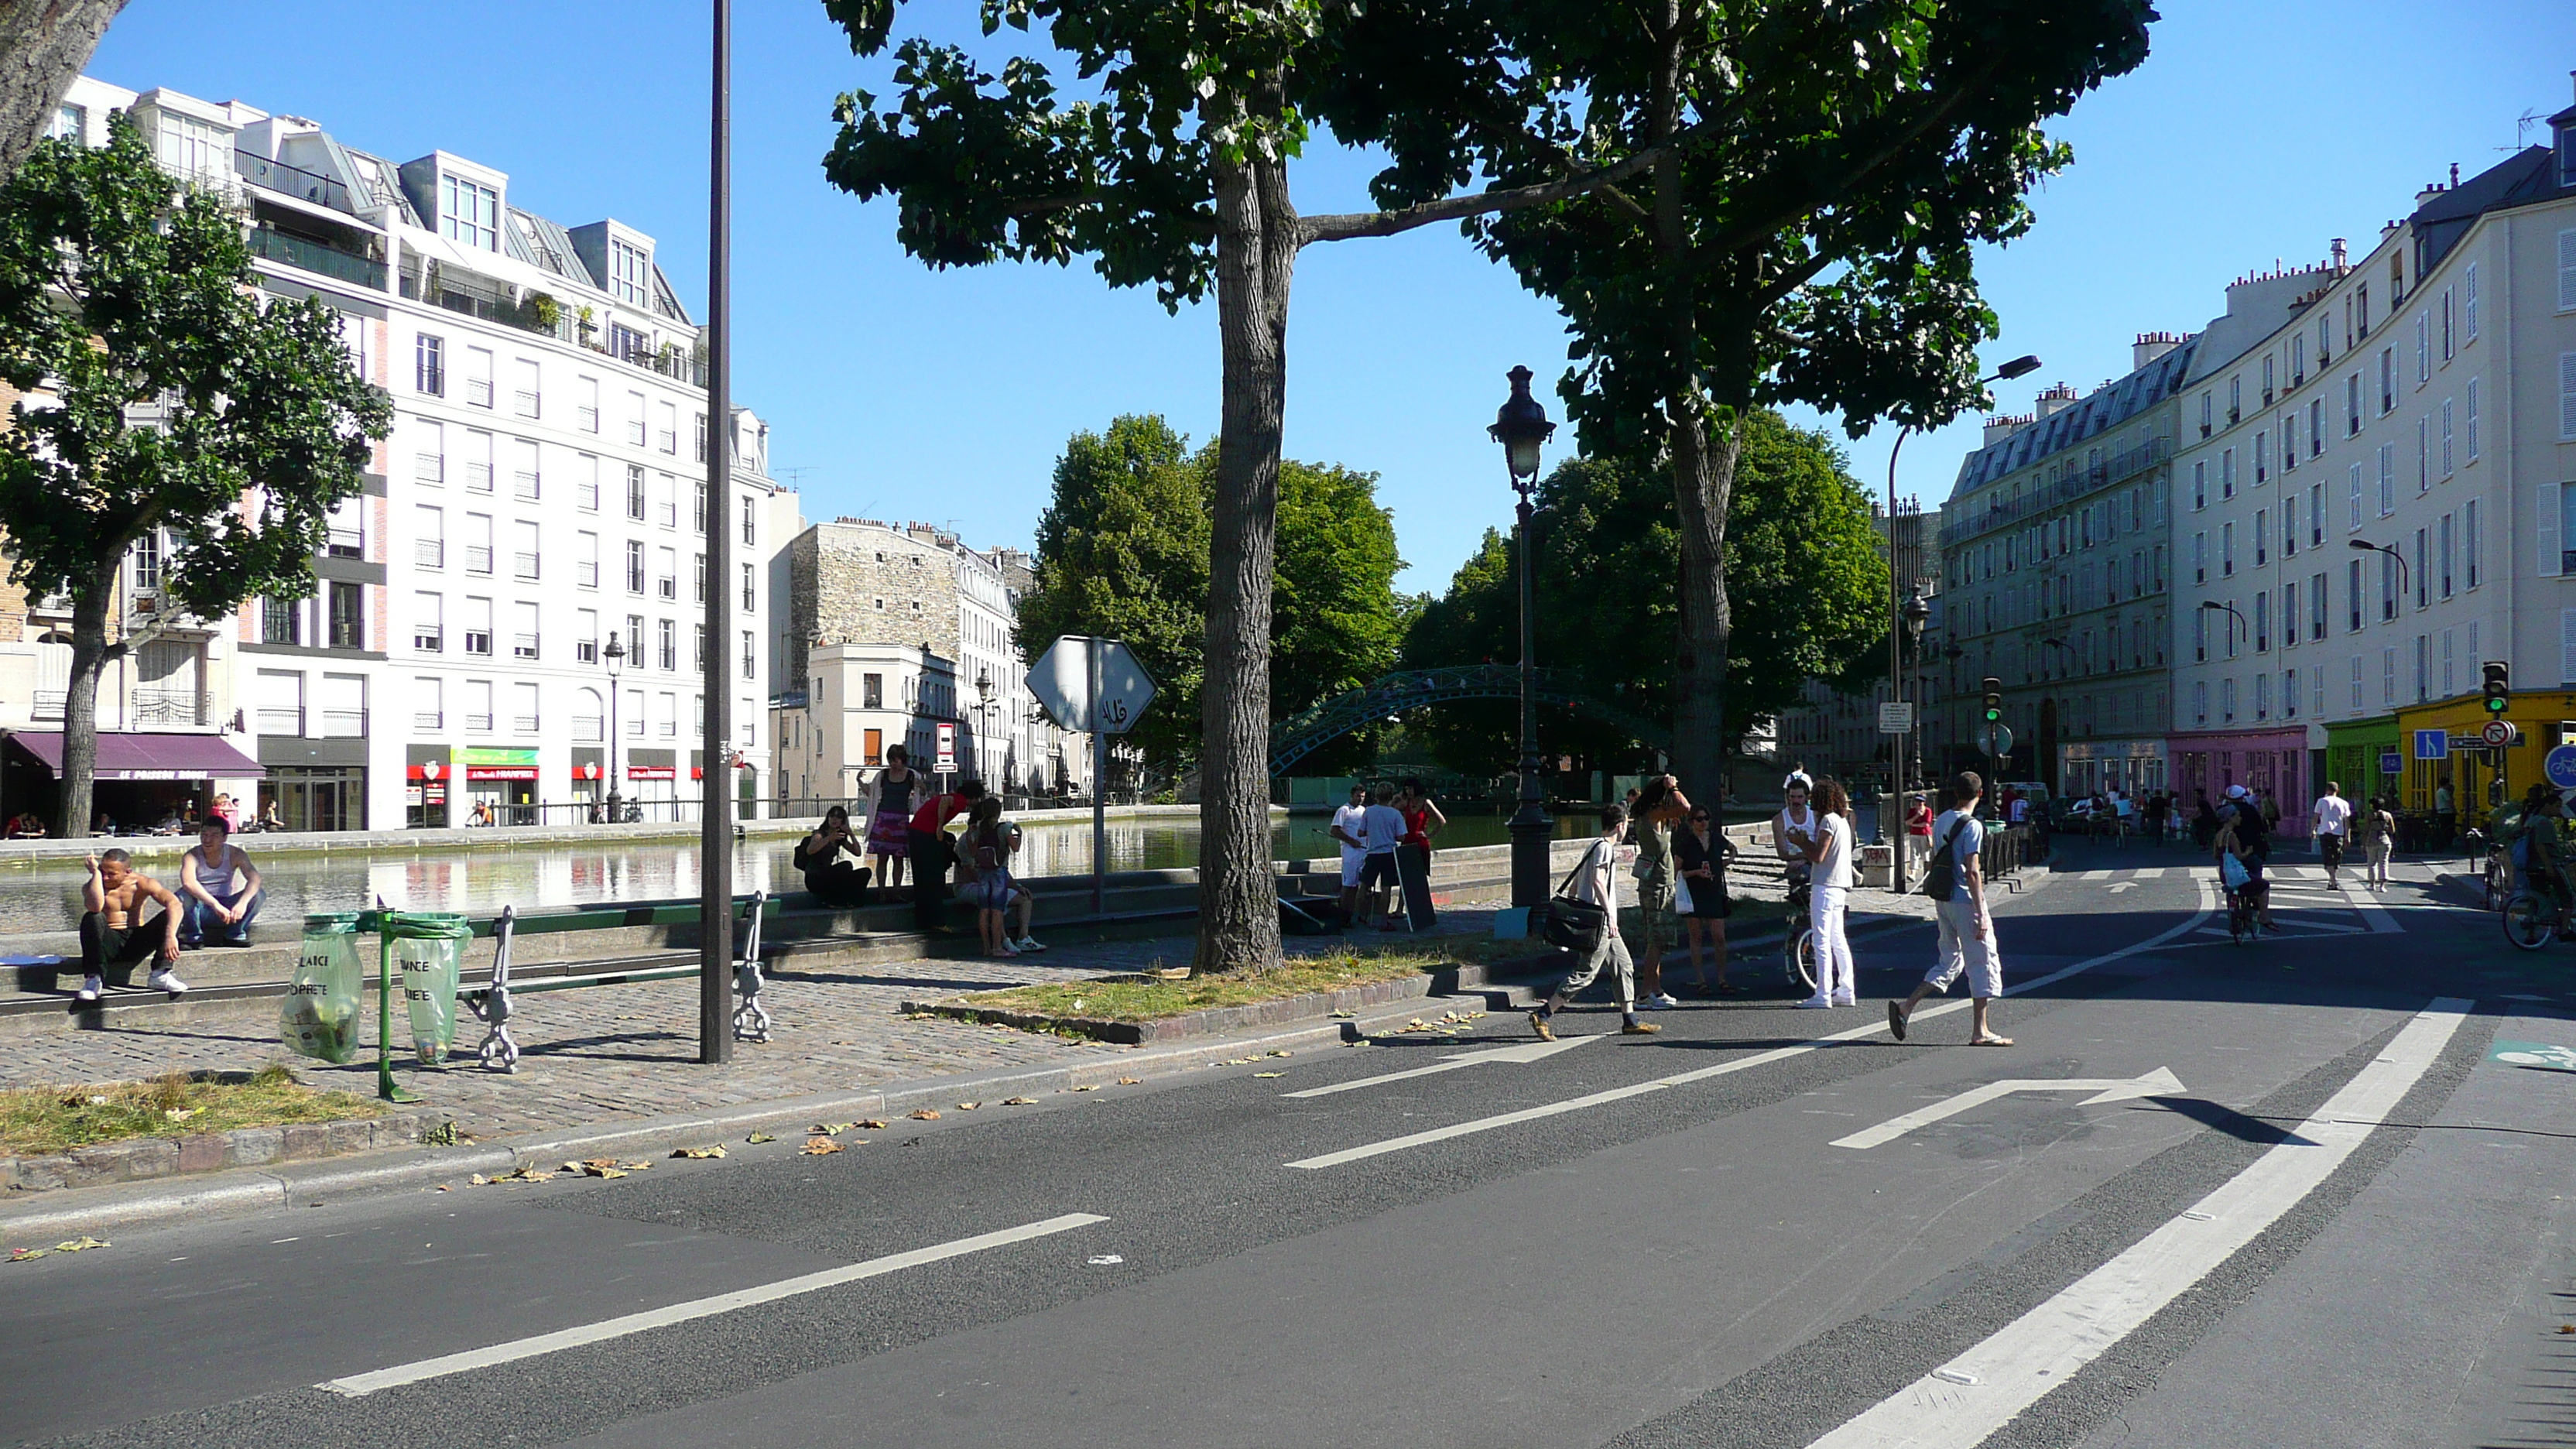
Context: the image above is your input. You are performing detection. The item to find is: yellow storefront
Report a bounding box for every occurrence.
[2390,692,2576,827]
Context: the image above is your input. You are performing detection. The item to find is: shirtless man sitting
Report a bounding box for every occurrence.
[77,849,187,1002]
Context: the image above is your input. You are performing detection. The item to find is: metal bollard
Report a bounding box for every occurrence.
[731,890,771,1044]
[470,905,521,1072]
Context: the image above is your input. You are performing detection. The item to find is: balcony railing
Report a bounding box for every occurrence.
[415,539,444,568]
[466,713,494,733]
[235,152,358,214]
[256,707,303,736]
[463,461,492,492]
[247,227,385,291]
[327,526,363,560]
[415,452,443,484]
[574,715,604,742]
[513,471,540,501]
[1940,436,2172,550]
[464,377,494,409]
[514,390,540,419]
[513,552,540,581]
[32,690,63,721]
[320,708,366,738]
[414,711,442,731]
[134,687,208,726]
[464,546,492,574]
[511,714,540,734]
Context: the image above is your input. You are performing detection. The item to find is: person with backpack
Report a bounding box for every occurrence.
[1888,771,2010,1046]
[2213,787,2275,931]
[2359,795,2397,889]
[1527,804,1660,1040]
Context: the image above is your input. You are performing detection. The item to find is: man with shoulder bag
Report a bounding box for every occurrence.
[1889,772,2012,1047]
[1530,804,1660,1040]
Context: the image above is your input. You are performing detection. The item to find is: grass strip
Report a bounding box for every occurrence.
[0,1066,387,1157]
[952,941,1487,1024]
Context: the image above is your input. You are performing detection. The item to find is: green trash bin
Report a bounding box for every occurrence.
[283,913,365,1064]
[385,913,471,1065]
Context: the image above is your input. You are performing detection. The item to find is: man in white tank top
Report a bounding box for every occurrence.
[178,817,264,948]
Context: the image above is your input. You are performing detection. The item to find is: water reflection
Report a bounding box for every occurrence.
[0,810,1592,934]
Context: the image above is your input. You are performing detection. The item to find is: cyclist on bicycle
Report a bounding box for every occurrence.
[2514,791,2574,933]
[2213,786,2275,931]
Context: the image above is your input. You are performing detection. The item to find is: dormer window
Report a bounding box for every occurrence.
[440,174,499,250]
[608,239,650,306]
[154,109,230,183]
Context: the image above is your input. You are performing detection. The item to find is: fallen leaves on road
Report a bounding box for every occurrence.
[1071,1084,1101,1092]
[54,1238,110,1252]
[1269,1050,1292,1057]
[1253,1072,1283,1079]
[1116,1077,1140,1085]
[1328,1011,1356,1019]
[800,1137,844,1156]
[746,1132,776,1144]
[670,1146,727,1160]
[8,1249,45,1263]
[810,1122,855,1136]
[909,1108,940,1120]
[562,1159,653,1179]
[955,1101,981,1111]
[857,1118,888,1129]
[1002,1097,1036,1105]
[470,1166,557,1187]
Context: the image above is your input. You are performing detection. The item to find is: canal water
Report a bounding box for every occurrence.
[0,809,1601,936]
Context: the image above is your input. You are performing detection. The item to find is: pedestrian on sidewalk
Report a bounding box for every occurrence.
[2143,791,2169,848]
[2360,795,2397,889]
[1673,803,1737,995]
[1358,786,1406,929]
[1329,784,1369,920]
[1530,803,1659,1040]
[176,817,262,948]
[864,745,922,903]
[2311,781,2354,887]
[1631,773,1690,1009]
[1396,779,1447,928]
[961,797,1032,957]
[909,778,986,930]
[1889,771,2012,1046]
[793,805,872,908]
[1789,778,1858,1010]
[76,849,186,1002]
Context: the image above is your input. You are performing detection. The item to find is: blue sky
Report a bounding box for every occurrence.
[93,2,2576,593]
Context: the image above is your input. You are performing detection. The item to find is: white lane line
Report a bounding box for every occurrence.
[2338,883,2401,933]
[1831,1068,2182,1150]
[1804,997,2473,1449]
[2080,870,2114,881]
[1281,1034,1601,1099]
[1284,884,2218,1171]
[317,1212,1108,1396]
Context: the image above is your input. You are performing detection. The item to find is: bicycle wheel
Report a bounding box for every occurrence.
[1787,928,1817,992]
[2503,895,2554,952]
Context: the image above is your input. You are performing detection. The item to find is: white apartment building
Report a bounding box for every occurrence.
[2167,89,2576,831]
[22,75,786,831]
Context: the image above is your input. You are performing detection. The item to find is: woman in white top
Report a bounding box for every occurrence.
[1790,778,1858,1009]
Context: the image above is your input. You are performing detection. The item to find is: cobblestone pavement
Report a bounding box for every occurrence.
[2,902,1509,1143]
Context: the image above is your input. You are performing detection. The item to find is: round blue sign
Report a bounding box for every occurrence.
[2547,745,2576,791]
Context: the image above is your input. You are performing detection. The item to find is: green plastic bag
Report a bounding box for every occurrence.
[386,913,471,1065]
[282,913,365,1064]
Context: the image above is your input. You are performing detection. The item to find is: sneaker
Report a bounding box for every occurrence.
[993,945,1019,958]
[1529,1012,1555,1042]
[1015,936,1047,953]
[1649,992,1681,1009]
[75,975,102,1003]
[1794,998,1834,1009]
[1887,1001,1909,1041]
[1831,995,1858,1009]
[1620,1019,1662,1035]
[149,968,188,995]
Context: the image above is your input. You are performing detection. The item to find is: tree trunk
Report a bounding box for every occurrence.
[1668,409,1742,796]
[1194,146,1296,975]
[55,560,117,836]
[0,0,125,183]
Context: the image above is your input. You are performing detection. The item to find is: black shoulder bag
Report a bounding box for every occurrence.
[1535,842,1609,953]
[1920,818,1969,902]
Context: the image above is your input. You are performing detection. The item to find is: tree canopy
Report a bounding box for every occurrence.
[1016,413,1404,774]
[1403,412,1884,778]
[0,112,390,829]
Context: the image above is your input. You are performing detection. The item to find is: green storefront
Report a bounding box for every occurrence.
[2323,714,2401,804]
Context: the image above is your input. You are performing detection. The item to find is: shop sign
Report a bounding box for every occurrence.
[465,766,538,782]
[628,766,677,780]
[2377,752,2402,776]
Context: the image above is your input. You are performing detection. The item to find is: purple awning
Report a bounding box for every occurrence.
[7,731,265,781]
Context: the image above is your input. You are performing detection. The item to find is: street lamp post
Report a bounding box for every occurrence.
[2348,537,2410,611]
[1900,588,1929,802]
[1886,353,2038,892]
[1490,365,1557,909]
[696,0,735,1064]
[603,631,626,824]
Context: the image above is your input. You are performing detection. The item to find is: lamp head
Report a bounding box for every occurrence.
[1995,354,2043,381]
[1488,365,1556,483]
[2347,537,2377,552]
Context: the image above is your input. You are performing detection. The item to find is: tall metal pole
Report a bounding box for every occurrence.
[1886,427,1912,892]
[1508,485,1551,907]
[697,0,734,1064]
[1089,636,1107,917]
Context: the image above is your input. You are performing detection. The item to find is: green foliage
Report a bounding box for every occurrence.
[1014,414,1403,769]
[1402,413,1886,773]
[0,113,389,822]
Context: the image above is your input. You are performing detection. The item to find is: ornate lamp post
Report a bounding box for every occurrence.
[1490,365,1557,909]
[603,631,626,824]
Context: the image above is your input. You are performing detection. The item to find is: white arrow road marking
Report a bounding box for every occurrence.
[1803,999,2472,1449]
[1280,1034,1601,1098]
[318,1212,1108,1396]
[1830,1067,2184,1149]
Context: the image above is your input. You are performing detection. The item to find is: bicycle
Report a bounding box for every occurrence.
[1782,864,1816,993]
[2502,886,2559,951]
[2223,880,2257,943]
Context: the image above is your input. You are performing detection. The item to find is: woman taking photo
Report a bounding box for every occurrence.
[1788,778,1858,1009]
[862,745,921,903]
[793,805,871,908]
[1671,803,1737,995]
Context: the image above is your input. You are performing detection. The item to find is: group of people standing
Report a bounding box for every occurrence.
[792,745,1046,958]
[1327,780,1447,930]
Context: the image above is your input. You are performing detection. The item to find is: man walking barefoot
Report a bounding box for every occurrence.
[1889,772,2010,1047]
[1530,805,1660,1040]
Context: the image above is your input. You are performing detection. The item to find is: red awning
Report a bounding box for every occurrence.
[7,731,265,782]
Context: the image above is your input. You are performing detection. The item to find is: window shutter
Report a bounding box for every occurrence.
[2543,479,2564,578]
[2563,609,2576,685]
[2561,231,2576,311]
[2561,352,2576,440]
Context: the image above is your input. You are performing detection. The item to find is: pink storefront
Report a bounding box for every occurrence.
[2167,726,2312,838]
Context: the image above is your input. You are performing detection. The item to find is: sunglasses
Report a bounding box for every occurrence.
[1688,814,1710,821]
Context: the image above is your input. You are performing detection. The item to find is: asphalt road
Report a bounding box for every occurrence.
[9,855,2570,1449]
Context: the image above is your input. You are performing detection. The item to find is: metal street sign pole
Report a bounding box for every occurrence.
[697,0,734,1065]
[1091,635,1107,916]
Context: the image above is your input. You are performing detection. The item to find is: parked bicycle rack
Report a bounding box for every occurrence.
[460,891,772,1074]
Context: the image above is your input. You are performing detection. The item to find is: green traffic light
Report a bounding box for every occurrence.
[1982,708,2002,723]
[2485,694,2509,714]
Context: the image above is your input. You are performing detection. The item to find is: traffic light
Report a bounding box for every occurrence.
[2482,660,2509,715]
[1981,677,2004,724]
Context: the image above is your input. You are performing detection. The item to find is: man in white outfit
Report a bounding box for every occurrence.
[1889,771,2012,1046]
[2309,781,2353,888]
[1328,785,1370,918]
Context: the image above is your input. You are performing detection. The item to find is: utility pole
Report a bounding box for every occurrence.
[697,0,734,1064]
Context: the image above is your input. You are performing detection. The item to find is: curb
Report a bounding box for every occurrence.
[899,952,1560,1044]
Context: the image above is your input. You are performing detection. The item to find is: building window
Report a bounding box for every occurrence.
[262,595,302,646]
[464,597,493,657]
[694,622,706,671]
[742,563,755,612]
[658,618,677,673]
[2378,348,2394,414]
[2415,311,2429,384]
[327,582,363,649]
[2346,559,2362,633]
[2255,673,2269,720]
[46,103,83,142]
[2466,498,2481,588]
[2192,461,2204,510]
[608,238,650,306]
[2192,681,2208,727]
[694,553,707,604]
[2221,522,2235,577]
[2254,591,2269,653]
[416,334,445,396]
[2382,646,2396,706]
[2413,527,2427,610]
[2376,444,2394,517]
[625,540,646,594]
[2284,669,2298,718]
[2465,262,2479,341]
[2221,677,2236,722]
[742,630,755,677]
[413,593,442,653]
[2254,509,2267,568]
[742,496,756,547]
[2221,447,2235,499]
[863,673,884,708]
[2345,374,2360,437]
[2283,580,2298,646]
[626,465,646,521]
[440,173,499,250]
